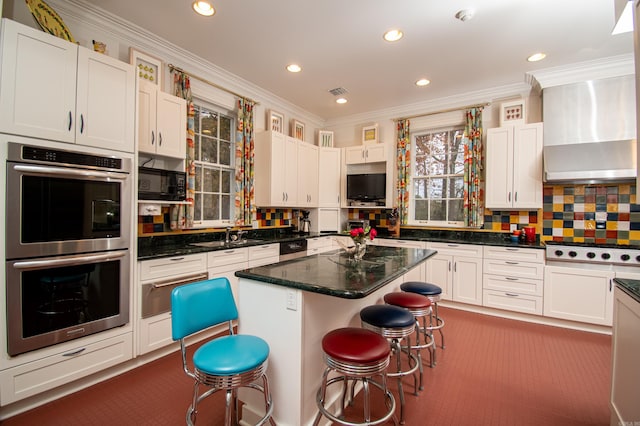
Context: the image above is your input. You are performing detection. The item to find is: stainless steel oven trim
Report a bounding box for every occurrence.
[6,249,131,356]
[141,272,209,319]
[6,158,132,260]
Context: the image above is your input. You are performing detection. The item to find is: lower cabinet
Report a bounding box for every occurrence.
[248,244,279,267]
[307,236,334,255]
[207,248,249,304]
[482,246,544,315]
[0,332,133,405]
[371,239,427,282]
[426,242,483,305]
[544,265,614,326]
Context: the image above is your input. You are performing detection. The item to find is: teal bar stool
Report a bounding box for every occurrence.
[171,277,275,426]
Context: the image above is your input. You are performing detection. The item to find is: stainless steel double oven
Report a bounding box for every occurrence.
[5,142,132,356]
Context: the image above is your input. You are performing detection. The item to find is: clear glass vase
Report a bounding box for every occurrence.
[352,241,367,260]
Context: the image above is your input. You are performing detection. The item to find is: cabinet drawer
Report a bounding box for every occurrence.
[307,236,332,250]
[139,253,207,281]
[207,248,249,269]
[483,259,544,280]
[375,239,425,249]
[483,290,543,315]
[427,242,483,257]
[0,333,133,404]
[483,274,543,296]
[249,243,279,260]
[483,246,544,263]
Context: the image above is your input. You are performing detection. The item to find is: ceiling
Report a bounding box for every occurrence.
[81,0,634,120]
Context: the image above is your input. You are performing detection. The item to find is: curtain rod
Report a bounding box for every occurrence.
[393,102,490,122]
[168,64,260,105]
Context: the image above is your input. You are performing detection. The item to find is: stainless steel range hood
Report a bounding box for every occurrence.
[542,75,637,183]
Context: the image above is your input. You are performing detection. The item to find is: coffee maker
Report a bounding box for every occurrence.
[300,210,311,233]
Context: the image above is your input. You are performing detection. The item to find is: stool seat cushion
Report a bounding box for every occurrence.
[194,335,269,376]
[401,281,442,296]
[360,304,416,329]
[322,328,390,364]
[384,292,431,309]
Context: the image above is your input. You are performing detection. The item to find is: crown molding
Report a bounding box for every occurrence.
[46,0,324,126]
[325,81,532,128]
[525,54,635,89]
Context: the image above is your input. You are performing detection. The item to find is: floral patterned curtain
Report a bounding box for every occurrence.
[234,98,255,225]
[171,70,195,229]
[396,119,411,224]
[463,107,484,227]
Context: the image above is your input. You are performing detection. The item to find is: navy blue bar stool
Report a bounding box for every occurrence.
[360,304,419,424]
[401,281,446,356]
[313,327,396,426]
[384,291,435,390]
[171,278,275,426]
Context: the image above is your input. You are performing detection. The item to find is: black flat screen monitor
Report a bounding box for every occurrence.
[346,173,386,201]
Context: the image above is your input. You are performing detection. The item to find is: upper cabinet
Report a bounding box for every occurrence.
[485,123,543,210]
[0,19,135,153]
[297,141,319,207]
[344,144,388,164]
[254,131,298,207]
[137,80,186,159]
[318,147,341,207]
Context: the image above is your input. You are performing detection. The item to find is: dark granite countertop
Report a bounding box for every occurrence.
[137,227,543,261]
[235,246,437,299]
[613,278,640,303]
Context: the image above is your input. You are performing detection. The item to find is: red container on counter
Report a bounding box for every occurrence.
[523,226,536,243]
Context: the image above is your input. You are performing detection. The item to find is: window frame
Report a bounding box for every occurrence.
[408,125,466,228]
[190,98,236,229]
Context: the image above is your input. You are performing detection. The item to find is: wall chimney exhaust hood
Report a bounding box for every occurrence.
[542,74,637,183]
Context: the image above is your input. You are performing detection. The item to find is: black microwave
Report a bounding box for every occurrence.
[138,167,187,201]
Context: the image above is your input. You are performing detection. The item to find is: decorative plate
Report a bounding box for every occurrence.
[25,0,76,43]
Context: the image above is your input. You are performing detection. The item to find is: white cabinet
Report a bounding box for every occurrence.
[307,236,334,255]
[482,246,545,315]
[0,333,132,405]
[248,243,280,267]
[137,80,186,159]
[426,242,483,305]
[208,248,249,304]
[543,265,614,326]
[344,144,387,164]
[297,142,319,207]
[318,147,341,207]
[255,131,298,207]
[138,253,208,355]
[610,285,640,425]
[485,123,543,209]
[0,19,135,153]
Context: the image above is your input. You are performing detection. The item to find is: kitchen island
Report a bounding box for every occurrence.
[235,245,436,426]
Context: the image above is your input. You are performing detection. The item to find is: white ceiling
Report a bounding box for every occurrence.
[81,0,633,120]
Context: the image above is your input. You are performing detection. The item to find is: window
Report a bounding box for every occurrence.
[192,101,235,227]
[411,127,465,226]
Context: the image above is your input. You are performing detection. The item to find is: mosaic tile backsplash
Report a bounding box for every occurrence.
[542,183,639,245]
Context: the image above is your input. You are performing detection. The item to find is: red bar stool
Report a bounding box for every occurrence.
[401,281,446,357]
[360,304,419,424]
[384,291,435,390]
[312,327,396,426]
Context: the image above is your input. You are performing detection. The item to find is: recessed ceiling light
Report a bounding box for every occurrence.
[192,1,215,16]
[415,78,431,87]
[286,64,302,73]
[383,29,403,42]
[455,9,474,22]
[336,98,348,104]
[527,52,546,62]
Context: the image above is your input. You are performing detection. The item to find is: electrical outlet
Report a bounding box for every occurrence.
[286,290,297,311]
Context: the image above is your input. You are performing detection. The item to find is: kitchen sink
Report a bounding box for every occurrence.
[191,239,263,248]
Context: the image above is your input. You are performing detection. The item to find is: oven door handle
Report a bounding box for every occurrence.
[12,164,128,180]
[12,251,126,270]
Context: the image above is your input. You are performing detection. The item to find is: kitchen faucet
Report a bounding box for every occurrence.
[225,226,232,244]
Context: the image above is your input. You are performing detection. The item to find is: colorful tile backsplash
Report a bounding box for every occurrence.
[541,183,639,245]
